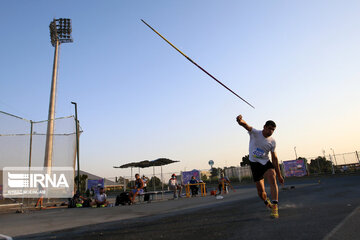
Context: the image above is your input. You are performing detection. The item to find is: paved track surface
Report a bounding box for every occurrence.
[2,175,360,240]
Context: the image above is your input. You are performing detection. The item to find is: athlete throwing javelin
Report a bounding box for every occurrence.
[236,115,284,218]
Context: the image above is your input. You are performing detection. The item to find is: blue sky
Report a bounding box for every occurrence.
[1,0,359,178]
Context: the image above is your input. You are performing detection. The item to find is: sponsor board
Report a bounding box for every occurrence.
[283,159,307,177]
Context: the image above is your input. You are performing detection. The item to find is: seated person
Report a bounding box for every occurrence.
[72,190,90,208]
[129,173,144,204]
[90,187,109,207]
[189,176,199,196]
[168,174,182,198]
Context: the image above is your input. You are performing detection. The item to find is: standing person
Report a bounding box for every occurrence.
[236,114,284,218]
[217,175,232,195]
[35,183,44,208]
[142,174,151,202]
[168,174,182,199]
[141,175,149,192]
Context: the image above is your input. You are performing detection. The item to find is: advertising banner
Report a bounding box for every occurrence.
[181,170,200,184]
[87,178,104,195]
[283,159,307,177]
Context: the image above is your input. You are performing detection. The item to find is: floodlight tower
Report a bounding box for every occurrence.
[44,18,73,169]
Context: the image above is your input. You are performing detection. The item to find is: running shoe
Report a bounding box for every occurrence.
[264,198,273,209]
[270,204,279,218]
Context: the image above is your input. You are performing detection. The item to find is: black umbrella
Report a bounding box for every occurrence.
[113,162,137,168]
[136,160,152,168]
[113,158,180,193]
[151,158,179,166]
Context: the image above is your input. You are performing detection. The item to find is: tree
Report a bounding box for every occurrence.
[201,173,208,182]
[241,155,250,166]
[147,176,162,189]
[210,167,223,178]
[308,156,332,174]
[74,174,88,193]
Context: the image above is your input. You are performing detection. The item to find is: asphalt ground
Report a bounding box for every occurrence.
[1,174,360,240]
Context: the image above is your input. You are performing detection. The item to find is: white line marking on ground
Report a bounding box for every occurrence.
[323,205,360,240]
[0,234,13,240]
[279,203,303,209]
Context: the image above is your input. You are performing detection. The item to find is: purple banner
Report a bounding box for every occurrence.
[181,170,200,184]
[87,179,104,195]
[283,159,307,177]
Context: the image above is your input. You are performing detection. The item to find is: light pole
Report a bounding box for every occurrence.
[294,146,298,160]
[44,18,73,169]
[71,102,80,192]
[330,148,338,166]
[329,154,335,174]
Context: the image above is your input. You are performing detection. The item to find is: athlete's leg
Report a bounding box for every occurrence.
[255,179,267,201]
[35,196,43,207]
[177,185,183,197]
[264,168,279,218]
[133,190,139,202]
[264,168,278,201]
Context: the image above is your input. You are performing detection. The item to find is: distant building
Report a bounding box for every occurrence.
[224,166,252,181]
[200,170,211,179]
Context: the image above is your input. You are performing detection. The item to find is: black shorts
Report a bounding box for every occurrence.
[249,161,274,182]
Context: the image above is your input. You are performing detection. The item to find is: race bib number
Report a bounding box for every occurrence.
[253,148,265,158]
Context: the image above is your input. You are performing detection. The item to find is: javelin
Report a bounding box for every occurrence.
[141,19,255,109]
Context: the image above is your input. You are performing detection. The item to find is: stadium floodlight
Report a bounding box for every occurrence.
[44,18,73,171]
[49,18,73,46]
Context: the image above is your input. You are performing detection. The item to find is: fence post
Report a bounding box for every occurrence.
[356,151,360,164]
[28,120,33,168]
[26,120,34,209]
[238,166,242,183]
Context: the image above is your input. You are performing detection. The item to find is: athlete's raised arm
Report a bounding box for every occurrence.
[236,115,252,132]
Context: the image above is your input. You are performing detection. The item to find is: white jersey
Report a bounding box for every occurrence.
[142,178,148,187]
[248,128,276,165]
[169,178,178,186]
[95,193,107,202]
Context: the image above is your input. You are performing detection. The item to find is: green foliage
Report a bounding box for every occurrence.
[210,176,219,182]
[127,176,163,189]
[210,167,223,178]
[201,173,208,182]
[74,174,88,194]
[241,155,250,166]
[308,156,332,174]
[147,176,162,188]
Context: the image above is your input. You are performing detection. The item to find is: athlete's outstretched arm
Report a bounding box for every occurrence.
[271,151,284,184]
[236,115,252,132]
